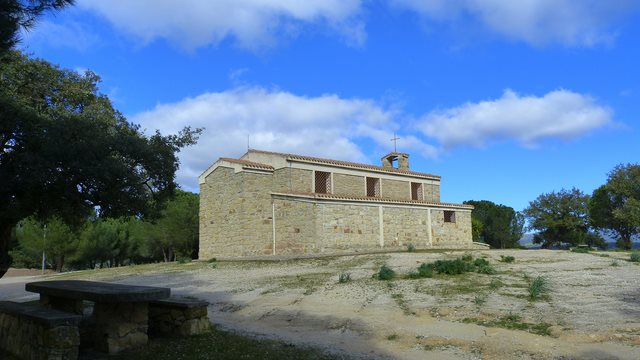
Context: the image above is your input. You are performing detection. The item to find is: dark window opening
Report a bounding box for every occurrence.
[444,211,456,223]
[366,177,380,197]
[411,182,423,201]
[315,171,331,194]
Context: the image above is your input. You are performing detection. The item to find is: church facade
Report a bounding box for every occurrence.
[198,149,481,259]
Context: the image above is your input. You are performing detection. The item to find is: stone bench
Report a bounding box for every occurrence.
[148,297,209,337]
[0,301,82,360]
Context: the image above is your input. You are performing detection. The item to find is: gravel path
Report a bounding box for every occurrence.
[2,250,639,359]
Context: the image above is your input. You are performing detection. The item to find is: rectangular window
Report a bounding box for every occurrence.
[314,171,331,194]
[411,182,423,201]
[366,177,380,197]
[444,210,456,223]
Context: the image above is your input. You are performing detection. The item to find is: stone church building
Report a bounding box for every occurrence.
[199,149,480,259]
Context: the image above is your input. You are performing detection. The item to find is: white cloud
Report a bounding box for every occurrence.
[392,0,639,46]
[77,0,364,50]
[131,87,435,191]
[418,89,613,149]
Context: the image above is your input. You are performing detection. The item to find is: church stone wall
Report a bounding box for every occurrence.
[273,167,312,193]
[382,179,410,200]
[431,210,473,248]
[332,173,365,197]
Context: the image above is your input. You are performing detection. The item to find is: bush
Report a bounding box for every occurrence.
[473,258,489,267]
[630,252,640,263]
[476,263,497,275]
[499,255,515,263]
[433,259,473,275]
[338,272,351,283]
[376,265,395,280]
[408,263,434,279]
[177,256,191,264]
[528,276,550,301]
[460,253,473,262]
[407,243,416,252]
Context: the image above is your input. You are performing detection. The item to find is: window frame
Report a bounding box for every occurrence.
[313,170,332,194]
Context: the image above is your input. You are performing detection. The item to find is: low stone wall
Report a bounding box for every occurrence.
[149,297,209,337]
[0,301,81,360]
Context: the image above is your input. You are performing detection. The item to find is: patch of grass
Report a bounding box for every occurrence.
[409,256,496,278]
[611,260,620,267]
[527,276,550,301]
[391,293,414,315]
[407,243,416,252]
[630,252,640,263]
[108,326,342,360]
[260,272,332,295]
[595,253,610,258]
[376,264,396,281]
[408,262,434,279]
[499,255,515,263]
[473,293,487,306]
[387,334,399,341]
[571,247,590,253]
[488,278,503,290]
[464,313,552,336]
[338,272,351,284]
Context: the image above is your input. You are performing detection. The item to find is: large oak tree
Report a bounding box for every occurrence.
[0,52,200,277]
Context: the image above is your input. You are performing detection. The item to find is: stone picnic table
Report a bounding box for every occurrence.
[25,280,170,354]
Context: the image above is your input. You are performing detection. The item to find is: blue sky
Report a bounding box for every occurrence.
[20,0,640,212]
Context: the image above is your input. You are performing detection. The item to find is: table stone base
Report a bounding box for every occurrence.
[93,302,148,355]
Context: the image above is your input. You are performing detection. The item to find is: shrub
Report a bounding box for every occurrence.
[473,258,489,267]
[611,260,620,267]
[476,263,497,275]
[528,276,550,301]
[177,256,191,264]
[433,259,473,275]
[461,253,473,262]
[407,243,416,252]
[417,263,434,278]
[499,255,515,263]
[630,252,640,263]
[338,272,351,283]
[473,293,487,306]
[376,265,396,281]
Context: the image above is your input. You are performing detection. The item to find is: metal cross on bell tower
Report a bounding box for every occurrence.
[391,133,400,152]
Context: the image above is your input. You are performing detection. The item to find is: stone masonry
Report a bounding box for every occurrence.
[199,149,476,259]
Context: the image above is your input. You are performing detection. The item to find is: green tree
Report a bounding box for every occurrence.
[75,217,142,269]
[140,191,199,262]
[1,0,74,52]
[464,200,524,248]
[14,216,78,271]
[523,188,599,248]
[0,52,201,277]
[589,164,640,250]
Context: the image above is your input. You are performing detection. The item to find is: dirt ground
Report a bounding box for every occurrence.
[2,250,639,359]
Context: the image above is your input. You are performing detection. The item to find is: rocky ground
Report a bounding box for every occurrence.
[2,249,639,359]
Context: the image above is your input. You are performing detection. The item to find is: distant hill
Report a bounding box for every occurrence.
[519,233,640,249]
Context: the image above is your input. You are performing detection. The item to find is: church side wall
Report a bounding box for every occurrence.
[333,174,365,197]
[431,210,472,248]
[382,207,430,248]
[381,179,410,200]
[273,168,312,193]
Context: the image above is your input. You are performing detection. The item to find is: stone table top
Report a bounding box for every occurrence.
[25,280,170,303]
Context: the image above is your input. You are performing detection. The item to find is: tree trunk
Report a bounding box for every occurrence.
[55,255,64,272]
[0,222,16,278]
[618,236,632,250]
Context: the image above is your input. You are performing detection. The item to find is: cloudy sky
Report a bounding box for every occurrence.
[22,0,640,211]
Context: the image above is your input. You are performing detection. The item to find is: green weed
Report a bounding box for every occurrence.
[527,276,550,301]
[630,252,640,263]
[407,243,416,252]
[499,255,515,263]
[338,272,351,283]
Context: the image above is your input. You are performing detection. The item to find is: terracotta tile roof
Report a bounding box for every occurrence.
[271,191,473,209]
[219,157,274,171]
[247,149,440,180]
